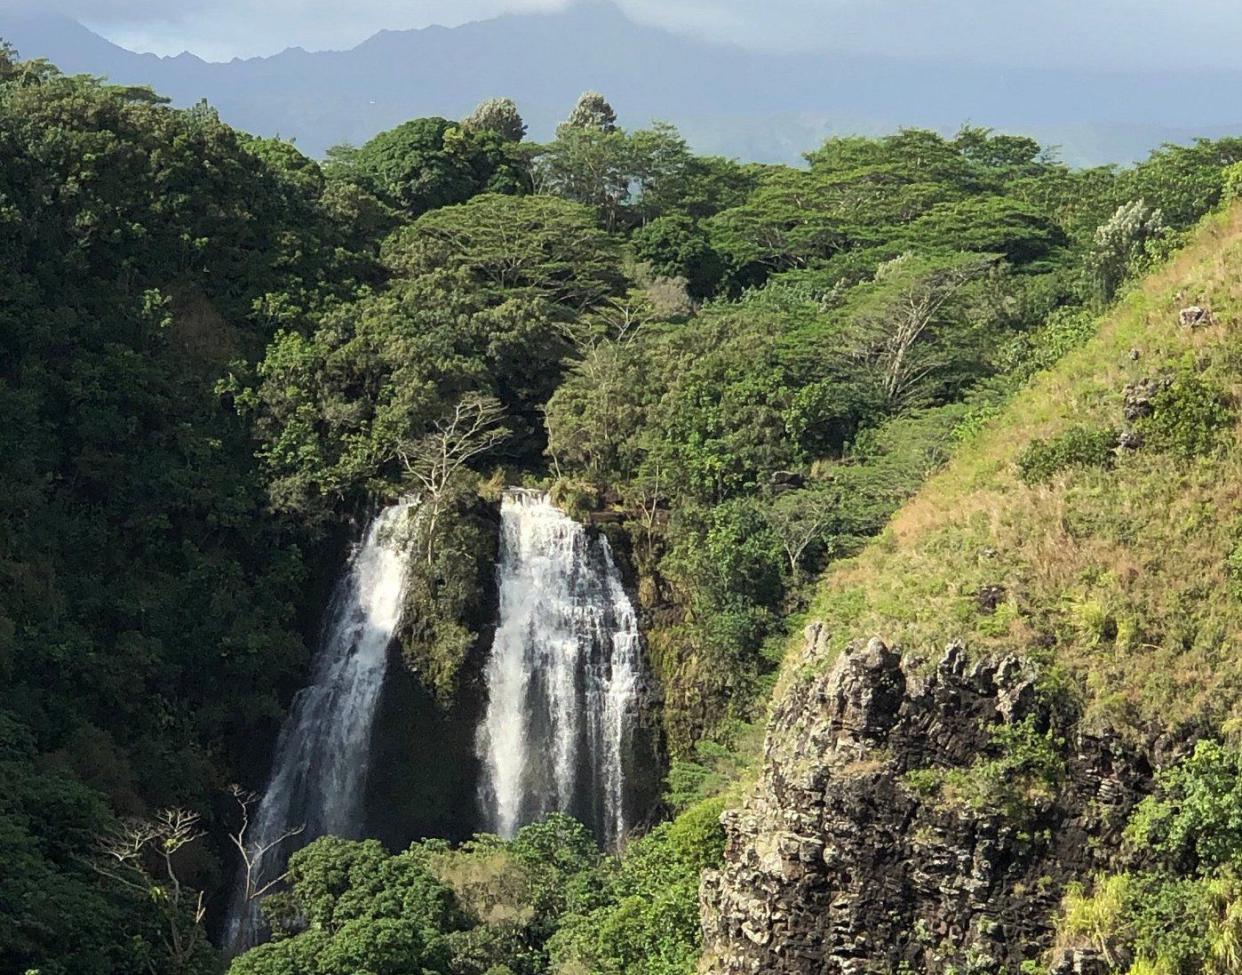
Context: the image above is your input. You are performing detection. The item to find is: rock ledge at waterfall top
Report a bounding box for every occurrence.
[699,626,1152,974]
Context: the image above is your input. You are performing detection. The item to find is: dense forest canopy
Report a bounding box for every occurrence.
[3,41,1242,975]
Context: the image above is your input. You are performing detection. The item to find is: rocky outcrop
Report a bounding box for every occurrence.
[1122,375,1171,421]
[700,625,1151,974]
[1178,305,1215,328]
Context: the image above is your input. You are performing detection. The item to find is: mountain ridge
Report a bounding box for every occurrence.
[4,3,1242,162]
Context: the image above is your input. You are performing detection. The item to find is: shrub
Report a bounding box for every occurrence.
[1055,874,1242,975]
[547,798,726,975]
[1125,740,1242,874]
[1227,538,1242,600]
[997,307,1098,382]
[1224,162,1242,204]
[903,768,942,797]
[1054,745,1242,975]
[400,488,497,704]
[549,477,601,521]
[1057,874,1132,964]
[950,399,1005,446]
[1136,372,1233,459]
[664,722,759,811]
[1017,426,1117,484]
[903,717,1064,820]
[1126,876,1217,975]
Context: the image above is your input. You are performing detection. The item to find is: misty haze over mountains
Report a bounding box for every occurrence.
[3,0,1241,164]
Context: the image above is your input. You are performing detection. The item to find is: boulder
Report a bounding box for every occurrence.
[1178,305,1215,328]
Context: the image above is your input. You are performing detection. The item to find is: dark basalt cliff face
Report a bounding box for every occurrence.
[700,624,1153,974]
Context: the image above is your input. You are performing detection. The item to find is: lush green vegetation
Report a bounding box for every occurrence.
[903,715,1066,823]
[790,202,1242,741]
[4,38,1242,975]
[767,174,1242,975]
[1054,739,1242,974]
[0,46,378,975]
[230,805,725,975]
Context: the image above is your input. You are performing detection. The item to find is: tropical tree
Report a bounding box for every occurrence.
[1085,199,1166,303]
[536,126,632,229]
[763,487,838,577]
[333,116,527,216]
[383,193,625,308]
[560,90,618,134]
[843,252,998,410]
[632,214,726,299]
[463,96,527,142]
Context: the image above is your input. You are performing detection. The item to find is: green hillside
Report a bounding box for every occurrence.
[794,202,1242,740]
[756,203,1242,974]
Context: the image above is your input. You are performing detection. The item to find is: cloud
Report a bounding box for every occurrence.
[624,0,1242,70]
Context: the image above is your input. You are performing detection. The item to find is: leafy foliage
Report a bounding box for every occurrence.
[383,193,624,307]
[905,716,1065,821]
[1056,741,1242,975]
[1085,199,1167,303]
[0,57,368,974]
[463,97,527,143]
[232,836,468,975]
[1135,370,1234,458]
[230,806,723,975]
[560,91,619,134]
[332,116,529,217]
[546,800,727,975]
[631,215,726,299]
[1016,425,1118,484]
[1127,740,1242,875]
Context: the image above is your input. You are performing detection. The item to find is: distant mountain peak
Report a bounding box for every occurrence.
[360,0,642,45]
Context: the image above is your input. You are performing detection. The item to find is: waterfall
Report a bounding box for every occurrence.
[224,499,417,954]
[477,489,642,849]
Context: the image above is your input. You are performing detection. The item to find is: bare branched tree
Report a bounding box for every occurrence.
[556,291,652,351]
[765,489,837,578]
[228,784,305,905]
[850,255,993,410]
[597,294,651,346]
[397,394,510,561]
[629,459,666,560]
[94,809,209,975]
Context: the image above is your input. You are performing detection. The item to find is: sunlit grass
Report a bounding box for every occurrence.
[778,203,1242,740]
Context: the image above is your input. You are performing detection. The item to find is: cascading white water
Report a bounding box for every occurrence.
[477,489,642,850]
[224,499,417,954]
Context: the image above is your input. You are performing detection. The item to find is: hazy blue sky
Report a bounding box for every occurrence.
[22,0,1242,68]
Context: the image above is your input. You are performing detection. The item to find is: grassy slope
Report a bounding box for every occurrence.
[787,202,1242,742]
